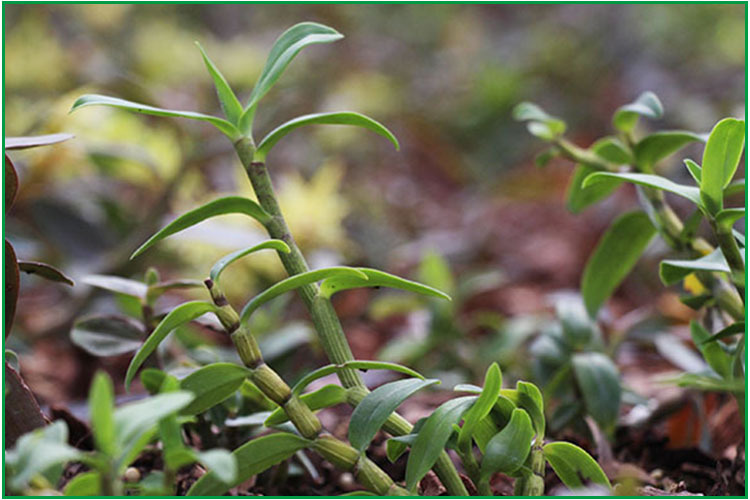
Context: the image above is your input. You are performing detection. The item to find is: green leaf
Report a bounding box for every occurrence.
[457,363,502,452]
[544,442,610,490]
[690,321,731,378]
[265,384,347,425]
[566,165,620,214]
[480,408,534,479]
[291,360,424,395]
[591,136,633,165]
[140,368,170,395]
[17,261,74,286]
[256,112,399,160]
[572,353,621,430]
[350,378,439,453]
[584,172,702,206]
[179,363,250,415]
[700,118,746,214]
[318,267,451,301]
[131,197,270,259]
[684,159,702,184]
[556,295,600,348]
[125,301,218,389]
[516,381,546,439]
[668,372,744,392]
[244,22,344,115]
[83,274,147,298]
[5,133,73,150]
[535,147,560,167]
[187,433,310,495]
[5,240,19,338]
[405,396,476,491]
[71,94,241,139]
[6,155,18,210]
[634,131,704,170]
[715,208,745,231]
[581,211,657,316]
[702,322,745,344]
[195,42,243,126]
[210,240,290,284]
[513,102,566,139]
[148,279,204,297]
[71,315,144,357]
[89,372,116,456]
[659,248,730,286]
[240,267,368,322]
[725,178,745,197]
[63,471,101,496]
[197,449,237,485]
[613,91,663,132]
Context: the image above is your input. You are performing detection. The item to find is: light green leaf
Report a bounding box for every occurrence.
[544,442,610,490]
[82,274,147,298]
[513,102,566,139]
[715,208,746,231]
[668,372,744,392]
[659,248,730,285]
[566,165,620,214]
[197,449,238,485]
[405,396,476,491]
[187,433,310,495]
[318,268,451,301]
[125,301,218,389]
[613,91,663,132]
[480,408,534,478]
[572,353,621,430]
[584,172,702,206]
[240,267,368,322]
[71,94,240,139]
[634,131,704,169]
[581,211,657,316]
[89,371,116,457]
[179,363,250,415]
[265,384,347,425]
[350,378,439,453]
[71,315,144,357]
[291,360,425,396]
[195,42,243,125]
[209,240,290,285]
[18,261,74,286]
[63,471,101,496]
[131,197,270,259]
[684,159,702,184]
[591,136,633,165]
[701,118,745,214]
[244,22,343,116]
[457,363,502,452]
[256,112,399,160]
[690,321,731,378]
[516,381,545,439]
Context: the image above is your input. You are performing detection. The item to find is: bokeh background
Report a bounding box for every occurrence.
[3,3,746,472]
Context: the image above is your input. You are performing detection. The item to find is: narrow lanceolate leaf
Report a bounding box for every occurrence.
[291,360,425,395]
[196,42,243,125]
[240,267,368,322]
[179,363,250,415]
[187,433,310,495]
[265,384,347,425]
[5,240,19,338]
[5,133,73,150]
[457,363,502,452]
[125,301,218,389]
[405,396,477,491]
[480,408,534,479]
[349,378,439,453]
[71,315,145,357]
[612,91,663,132]
[700,118,746,214]
[634,131,704,170]
[131,197,270,259]
[659,248,730,286]
[318,268,451,301]
[6,155,18,210]
[715,207,746,231]
[581,211,657,316]
[572,353,621,430]
[210,240,290,284]
[702,322,745,344]
[18,261,74,286]
[70,95,240,139]
[583,172,703,207]
[244,22,344,114]
[89,372,116,457]
[684,159,702,184]
[83,274,147,298]
[690,321,732,378]
[543,442,611,490]
[256,112,399,159]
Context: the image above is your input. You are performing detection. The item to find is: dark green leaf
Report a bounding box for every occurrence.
[5,240,19,338]
[634,131,703,169]
[71,315,144,357]
[700,118,745,214]
[17,261,74,286]
[566,165,620,214]
[725,178,745,197]
[535,147,560,167]
[140,368,170,395]
[516,381,545,438]
[179,363,250,415]
[256,112,399,160]
[702,322,745,344]
[131,197,270,259]
[196,42,243,125]
[405,396,476,491]
[457,363,502,451]
[480,408,534,478]
[71,95,240,139]
[684,159,702,183]
[187,433,310,495]
[591,136,633,165]
[5,133,73,150]
[350,378,439,452]
[89,372,116,456]
[6,155,18,210]
[584,172,702,206]
[210,240,290,284]
[581,211,657,316]
[690,321,731,378]
[613,91,662,132]
[125,301,218,389]
[556,295,599,348]
[659,248,730,286]
[543,441,611,490]
[291,360,424,395]
[318,267,451,301]
[83,274,147,298]
[265,384,347,425]
[680,293,714,310]
[572,353,621,430]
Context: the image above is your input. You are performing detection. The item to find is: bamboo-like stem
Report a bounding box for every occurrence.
[517,446,545,496]
[712,220,746,290]
[204,279,408,496]
[233,138,469,495]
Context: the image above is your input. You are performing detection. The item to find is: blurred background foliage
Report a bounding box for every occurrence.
[3,4,745,453]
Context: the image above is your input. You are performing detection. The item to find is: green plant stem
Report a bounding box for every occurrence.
[516,446,545,496]
[712,220,746,289]
[233,138,469,496]
[205,279,408,496]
